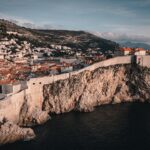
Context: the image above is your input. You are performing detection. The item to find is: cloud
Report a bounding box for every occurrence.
[0,12,65,29]
[91,32,150,44]
[0,12,34,26]
[131,0,150,6]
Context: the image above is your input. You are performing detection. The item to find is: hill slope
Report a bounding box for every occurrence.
[0,19,119,53]
[119,41,150,50]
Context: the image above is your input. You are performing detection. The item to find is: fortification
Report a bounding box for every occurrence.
[1,55,150,123]
[137,56,150,67]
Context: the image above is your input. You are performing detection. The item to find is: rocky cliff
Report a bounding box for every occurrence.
[1,64,150,145]
[42,64,150,113]
[0,121,35,145]
[0,19,119,53]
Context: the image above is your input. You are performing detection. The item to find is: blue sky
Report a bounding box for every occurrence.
[0,0,150,43]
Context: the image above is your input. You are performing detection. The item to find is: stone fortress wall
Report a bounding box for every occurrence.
[0,90,26,123]
[137,55,150,67]
[27,56,132,108]
[1,55,150,123]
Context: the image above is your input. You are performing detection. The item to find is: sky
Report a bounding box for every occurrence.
[0,0,150,43]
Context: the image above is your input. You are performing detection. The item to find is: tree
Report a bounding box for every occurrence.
[0,24,6,34]
[43,53,48,57]
[11,46,17,54]
[0,24,7,39]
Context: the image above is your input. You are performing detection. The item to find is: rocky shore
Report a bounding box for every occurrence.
[43,64,150,113]
[0,120,35,145]
[1,64,150,145]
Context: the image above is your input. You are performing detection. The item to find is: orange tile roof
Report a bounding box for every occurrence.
[121,47,132,51]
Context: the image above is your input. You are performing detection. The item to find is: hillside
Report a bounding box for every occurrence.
[1,62,150,145]
[0,19,33,36]
[0,19,119,53]
[119,41,150,50]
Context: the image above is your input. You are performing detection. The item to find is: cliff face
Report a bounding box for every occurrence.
[1,64,150,145]
[18,96,50,127]
[0,121,35,145]
[42,65,150,113]
[0,19,119,53]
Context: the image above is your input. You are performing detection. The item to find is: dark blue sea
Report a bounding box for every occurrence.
[1,102,150,150]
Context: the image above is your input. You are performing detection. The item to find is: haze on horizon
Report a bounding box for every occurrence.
[0,0,150,44]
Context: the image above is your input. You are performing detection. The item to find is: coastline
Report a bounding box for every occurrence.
[1,56,150,145]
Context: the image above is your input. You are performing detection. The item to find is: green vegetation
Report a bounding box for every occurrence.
[0,24,7,38]
[0,19,120,54]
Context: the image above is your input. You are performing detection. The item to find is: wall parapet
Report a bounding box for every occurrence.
[27,56,132,86]
[25,56,132,106]
[1,55,150,123]
[136,56,150,67]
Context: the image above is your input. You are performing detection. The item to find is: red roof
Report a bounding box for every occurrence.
[121,47,132,51]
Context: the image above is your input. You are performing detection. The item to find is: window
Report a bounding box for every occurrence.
[0,85,2,93]
[39,82,42,84]
[33,83,35,85]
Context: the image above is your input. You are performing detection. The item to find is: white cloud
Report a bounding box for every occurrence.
[0,12,34,25]
[0,12,65,29]
[91,32,150,44]
[1,12,150,44]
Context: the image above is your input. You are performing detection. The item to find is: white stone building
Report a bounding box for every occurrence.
[135,50,146,56]
[0,82,27,100]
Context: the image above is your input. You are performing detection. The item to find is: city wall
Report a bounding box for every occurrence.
[0,90,26,123]
[27,56,132,107]
[137,56,150,67]
[1,55,150,123]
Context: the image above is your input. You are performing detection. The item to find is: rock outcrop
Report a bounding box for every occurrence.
[1,64,150,145]
[0,120,35,145]
[18,98,50,126]
[42,65,150,113]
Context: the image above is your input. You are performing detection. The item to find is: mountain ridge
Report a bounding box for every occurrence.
[0,19,119,53]
[119,41,150,49]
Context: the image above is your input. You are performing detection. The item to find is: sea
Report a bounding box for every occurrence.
[1,102,150,150]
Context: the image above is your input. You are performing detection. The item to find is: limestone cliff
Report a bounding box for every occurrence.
[0,121,35,145]
[42,65,150,113]
[1,64,150,145]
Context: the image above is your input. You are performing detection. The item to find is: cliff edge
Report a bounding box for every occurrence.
[1,63,150,145]
[42,65,150,113]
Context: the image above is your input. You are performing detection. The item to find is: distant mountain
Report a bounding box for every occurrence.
[119,41,150,50]
[0,19,119,53]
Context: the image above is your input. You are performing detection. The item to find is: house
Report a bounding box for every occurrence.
[32,54,39,60]
[61,65,73,73]
[0,81,27,99]
[0,54,5,59]
[146,50,150,55]
[63,46,71,50]
[121,47,132,55]
[51,44,55,49]
[17,52,23,58]
[76,52,82,57]
[60,58,77,64]
[55,45,62,50]
[49,65,61,75]
[114,49,124,56]
[134,48,146,56]
[14,58,28,63]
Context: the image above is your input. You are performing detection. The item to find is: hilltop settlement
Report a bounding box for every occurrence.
[0,19,149,99]
[1,19,150,145]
